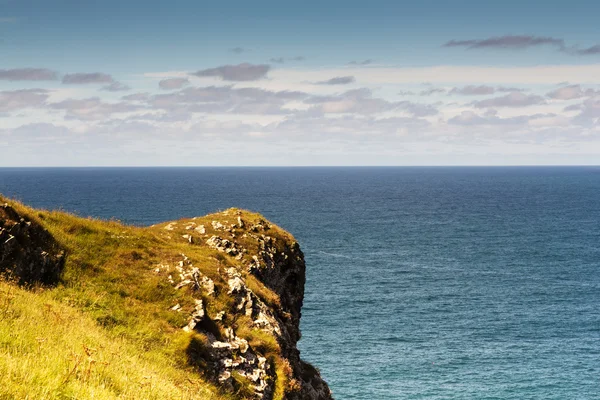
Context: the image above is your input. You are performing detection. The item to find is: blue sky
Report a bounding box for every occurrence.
[2,0,600,165]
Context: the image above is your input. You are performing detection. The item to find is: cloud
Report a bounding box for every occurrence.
[269,56,305,64]
[348,59,373,65]
[62,72,115,84]
[444,35,600,57]
[0,68,59,81]
[570,98,600,122]
[449,85,523,95]
[158,78,190,90]
[448,110,552,126]
[305,88,438,116]
[474,92,546,108]
[399,102,438,117]
[316,76,355,85]
[101,82,131,92]
[419,88,446,96]
[562,45,600,56]
[444,35,564,50]
[0,89,49,112]
[122,93,150,101]
[1,123,75,142]
[191,63,270,81]
[125,111,192,123]
[146,85,309,115]
[450,85,495,95]
[50,97,141,120]
[547,85,599,100]
[305,88,394,114]
[572,45,600,55]
[230,47,246,54]
[261,114,431,142]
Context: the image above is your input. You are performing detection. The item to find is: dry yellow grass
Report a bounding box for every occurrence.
[0,279,223,400]
[0,196,296,400]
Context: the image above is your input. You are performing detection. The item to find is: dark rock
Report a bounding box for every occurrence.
[0,203,65,285]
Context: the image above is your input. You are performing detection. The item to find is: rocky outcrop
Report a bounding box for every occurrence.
[1,199,331,400]
[0,203,65,284]
[156,211,333,400]
[245,225,331,400]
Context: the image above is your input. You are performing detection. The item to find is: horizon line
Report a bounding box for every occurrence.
[1,165,599,169]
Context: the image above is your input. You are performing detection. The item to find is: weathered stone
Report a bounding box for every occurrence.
[211,221,224,230]
[206,235,243,256]
[160,215,332,399]
[183,299,205,332]
[163,222,177,231]
[0,203,65,285]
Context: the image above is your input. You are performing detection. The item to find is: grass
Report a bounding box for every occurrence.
[0,196,299,400]
[0,279,221,400]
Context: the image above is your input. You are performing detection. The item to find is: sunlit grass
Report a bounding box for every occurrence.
[0,196,297,399]
[0,279,222,400]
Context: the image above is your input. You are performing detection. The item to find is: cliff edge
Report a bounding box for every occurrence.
[0,197,332,400]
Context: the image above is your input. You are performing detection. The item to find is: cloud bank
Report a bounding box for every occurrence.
[191,63,270,81]
[0,68,58,81]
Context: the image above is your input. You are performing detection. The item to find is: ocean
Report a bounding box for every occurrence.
[1,166,599,399]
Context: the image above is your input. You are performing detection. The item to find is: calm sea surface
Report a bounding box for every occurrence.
[1,167,599,399]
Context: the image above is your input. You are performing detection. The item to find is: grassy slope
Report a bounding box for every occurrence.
[0,197,297,400]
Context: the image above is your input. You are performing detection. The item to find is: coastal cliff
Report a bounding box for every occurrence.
[0,197,332,400]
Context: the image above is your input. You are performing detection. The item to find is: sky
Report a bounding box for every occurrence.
[2,0,600,166]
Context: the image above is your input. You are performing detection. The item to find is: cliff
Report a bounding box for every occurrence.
[0,197,332,400]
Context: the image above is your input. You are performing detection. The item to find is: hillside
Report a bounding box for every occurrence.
[0,196,332,400]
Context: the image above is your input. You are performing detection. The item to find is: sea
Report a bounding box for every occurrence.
[1,166,599,399]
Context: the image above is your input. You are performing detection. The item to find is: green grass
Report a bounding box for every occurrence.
[0,197,299,400]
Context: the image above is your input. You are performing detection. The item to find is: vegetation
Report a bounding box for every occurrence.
[0,196,298,400]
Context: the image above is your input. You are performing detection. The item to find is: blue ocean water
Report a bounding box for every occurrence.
[1,167,599,399]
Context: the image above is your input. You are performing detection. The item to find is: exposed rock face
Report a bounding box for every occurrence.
[0,203,65,284]
[1,199,331,400]
[251,239,332,400]
[157,211,333,400]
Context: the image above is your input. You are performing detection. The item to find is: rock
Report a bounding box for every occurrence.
[163,222,177,231]
[206,235,243,256]
[214,311,226,321]
[211,221,224,230]
[183,299,205,332]
[164,257,216,297]
[0,203,65,285]
[116,210,332,399]
[227,276,245,294]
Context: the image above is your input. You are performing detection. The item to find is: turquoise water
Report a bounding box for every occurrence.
[1,167,599,399]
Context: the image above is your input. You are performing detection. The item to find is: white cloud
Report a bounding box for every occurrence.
[49,97,142,120]
[474,92,546,108]
[3,61,600,166]
[158,78,190,90]
[0,89,49,112]
[547,85,599,100]
[270,64,600,84]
